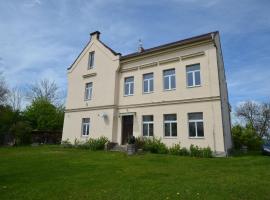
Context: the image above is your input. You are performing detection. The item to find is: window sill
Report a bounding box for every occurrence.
[124,94,134,97]
[163,88,176,92]
[187,85,201,88]
[81,135,89,138]
[189,137,205,139]
[143,91,154,95]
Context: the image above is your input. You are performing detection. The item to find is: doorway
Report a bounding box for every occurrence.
[121,115,134,145]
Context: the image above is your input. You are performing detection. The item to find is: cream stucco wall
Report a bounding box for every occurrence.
[62,32,231,156]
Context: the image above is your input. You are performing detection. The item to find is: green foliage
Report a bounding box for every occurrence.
[61,139,72,148]
[23,98,64,131]
[82,136,109,150]
[169,143,189,156]
[62,137,109,151]
[141,137,168,154]
[190,145,212,158]
[232,124,262,150]
[10,121,32,145]
[0,105,21,144]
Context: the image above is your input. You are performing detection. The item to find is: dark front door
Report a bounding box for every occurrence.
[122,115,134,144]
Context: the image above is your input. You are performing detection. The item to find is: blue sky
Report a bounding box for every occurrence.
[0,0,269,109]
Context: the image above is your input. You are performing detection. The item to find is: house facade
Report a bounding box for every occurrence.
[62,31,232,156]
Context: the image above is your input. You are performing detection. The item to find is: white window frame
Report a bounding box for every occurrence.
[142,115,154,137]
[85,82,92,101]
[143,73,154,94]
[186,65,201,87]
[82,118,90,136]
[164,114,177,137]
[124,77,134,96]
[188,113,204,138]
[88,51,95,69]
[163,69,176,91]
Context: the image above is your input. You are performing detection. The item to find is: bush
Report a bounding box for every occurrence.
[232,124,262,150]
[61,139,72,148]
[143,137,168,154]
[190,145,212,158]
[10,121,32,145]
[80,136,109,151]
[169,143,190,156]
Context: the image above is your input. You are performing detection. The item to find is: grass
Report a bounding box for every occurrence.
[0,146,270,200]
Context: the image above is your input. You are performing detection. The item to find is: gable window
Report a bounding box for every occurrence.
[82,118,90,136]
[163,69,176,90]
[186,64,201,87]
[124,76,134,96]
[188,112,204,137]
[143,73,154,93]
[164,114,177,137]
[88,51,95,69]
[142,115,154,136]
[85,82,92,100]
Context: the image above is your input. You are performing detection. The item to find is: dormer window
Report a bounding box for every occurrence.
[88,51,95,69]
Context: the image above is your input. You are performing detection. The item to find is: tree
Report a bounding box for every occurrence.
[236,101,270,138]
[8,87,24,111]
[26,79,60,105]
[0,72,9,105]
[23,98,64,131]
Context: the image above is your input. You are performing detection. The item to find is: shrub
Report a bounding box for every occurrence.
[169,143,182,155]
[190,145,212,158]
[143,137,168,154]
[61,139,72,148]
[10,121,32,145]
[134,137,145,149]
[83,136,109,150]
[232,124,262,150]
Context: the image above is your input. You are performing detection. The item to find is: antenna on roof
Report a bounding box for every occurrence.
[138,39,144,53]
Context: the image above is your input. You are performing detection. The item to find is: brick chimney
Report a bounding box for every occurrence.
[90,31,101,40]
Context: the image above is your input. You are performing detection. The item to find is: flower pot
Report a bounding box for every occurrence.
[127,144,136,155]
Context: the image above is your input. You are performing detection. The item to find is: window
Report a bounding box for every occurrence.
[163,69,176,90]
[186,64,201,87]
[188,112,204,137]
[164,114,177,137]
[143,73,154,93]
[142,115,154,136]
[124,77,134,96]
[88,51,95,69]
[85,82,92,100]
[82,118,90,136]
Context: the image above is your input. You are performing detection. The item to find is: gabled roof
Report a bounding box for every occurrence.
[120,31,218,61]
[67,38,121,70]
[67,31,218,70]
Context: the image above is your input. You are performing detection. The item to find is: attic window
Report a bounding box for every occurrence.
[88,51,95,69]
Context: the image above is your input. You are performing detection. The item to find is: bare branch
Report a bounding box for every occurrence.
[8,87,24,111]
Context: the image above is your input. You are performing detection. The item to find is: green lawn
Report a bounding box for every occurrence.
[0,146,269,200]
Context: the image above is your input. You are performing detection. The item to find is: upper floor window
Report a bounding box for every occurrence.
[88,51,95,69]
[164,114,177,137]
[85,82,92,100]
[142,115,154,136]
[188,112,204,137]
[143,73,154,93]
[124,77,134,96]
[163,69,176,90]
[186,64,201,87]
[82,118,90,136]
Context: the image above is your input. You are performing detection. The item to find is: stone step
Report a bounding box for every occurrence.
[110,145,127,152]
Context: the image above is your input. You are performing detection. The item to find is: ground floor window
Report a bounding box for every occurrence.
[188,112,204,137]
[82,118,90,136]
[164,114,177,137]
[142,115,154,136]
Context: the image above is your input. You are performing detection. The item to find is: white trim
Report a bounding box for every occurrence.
[163,69,176,90]
[163,114,177,137]
[124,76,134,96]
[84,82,93,101]
[143,73,154,94]
[187,68,201,87]
[81,118,90,136]
[188,113,204,138]
[142,115,154,137]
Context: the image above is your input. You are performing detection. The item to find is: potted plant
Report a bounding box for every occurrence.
[127,136,136,155]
